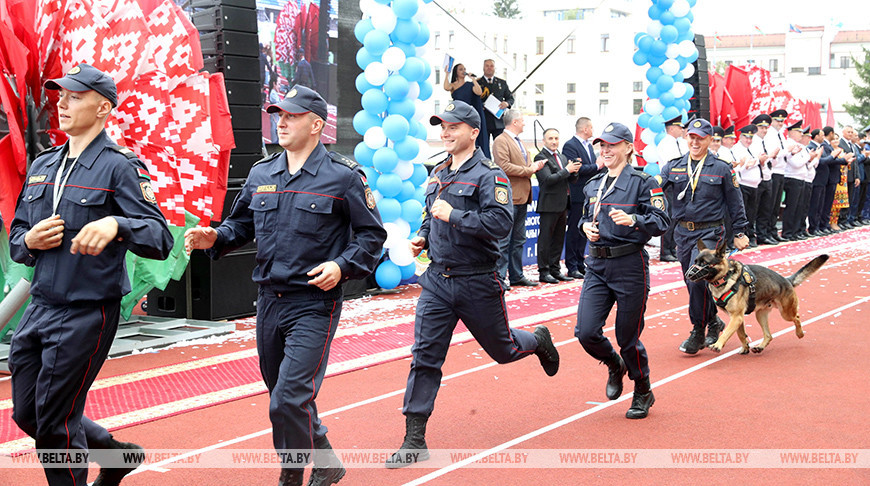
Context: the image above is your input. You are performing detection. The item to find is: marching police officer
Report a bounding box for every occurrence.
[657,115,688,262]
[659,119,749,354]
[185,85,386,486]
[385,101,559,468]
[9,63,174,486]
[575,123,670,419]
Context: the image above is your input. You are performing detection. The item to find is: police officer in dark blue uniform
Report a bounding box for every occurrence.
[8,63,174,486]
[385,100,559,468]
[185,85,386,486]
[574,123,670,419]
[660,119,749,354]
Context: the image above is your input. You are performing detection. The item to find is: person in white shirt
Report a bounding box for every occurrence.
[751,114,777,245]
[781,121,812,240]
[657,115,687,262]
[798,127,822,237]
[717,126,739,246]
[764,110,790,242]
[731,124,765,246]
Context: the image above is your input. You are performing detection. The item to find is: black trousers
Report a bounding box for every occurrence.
[781,177,805,238]
[565,204,587,272]
[660,185,677,257]
[797,181,813,233]
[740,185,759,239]
[821,182,838,231]
[755,179,775,238]
[769,173,786,233]
[808,184,827,232]
[537,210,567,276]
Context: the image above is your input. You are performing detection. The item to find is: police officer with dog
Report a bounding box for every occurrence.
[385,100,560,468]
[574,123,670,419]
[185,85,386,486]
[9,63,174,486]
[659,118,749,355]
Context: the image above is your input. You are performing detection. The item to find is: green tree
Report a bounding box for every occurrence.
[492,0,520,19]
[844,46,870,128]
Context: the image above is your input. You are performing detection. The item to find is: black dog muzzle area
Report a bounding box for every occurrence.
[685,263,716,281]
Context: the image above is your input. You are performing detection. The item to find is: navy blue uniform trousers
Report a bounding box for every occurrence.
[565,203,588,272]
[10,301,117,486]
[403,271,537,417]
[574,250,651,381]
[256,288,341,465]
[675,226,724,327]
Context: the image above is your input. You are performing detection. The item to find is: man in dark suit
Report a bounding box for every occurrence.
[534,128,582,283]
[478,59,514,146]
[821,126,846,233]
[562,117,602,279]
[840,126,864,228]
[808,129,832,235]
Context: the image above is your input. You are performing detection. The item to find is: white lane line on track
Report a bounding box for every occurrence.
[129,246,866,474]
[401,295,870,486]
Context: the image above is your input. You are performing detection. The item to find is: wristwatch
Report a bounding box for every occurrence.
[735,233,746,239]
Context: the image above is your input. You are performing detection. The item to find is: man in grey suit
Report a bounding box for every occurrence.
[561,117,602,278]
[840,126,864,228]
[534,128,582,283]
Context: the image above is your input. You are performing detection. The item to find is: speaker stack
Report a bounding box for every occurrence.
[686,34,711,122]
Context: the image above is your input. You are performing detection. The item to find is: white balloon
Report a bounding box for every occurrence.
[647,20,662,38]
[671,82,687,99]
[364,126,387,149]
[406,81,420,100]
[371,5,397,33]
[414,138,430,164]
[359,0,376,16]
[364,61,389,86]
[678,40,697,58]
[382,47,407,71]
[661,59,680,76]
[645,99,664,117]
[681,63,695,79]
[389,243,415,266]
[666,43,680,59]
[414,99,427,120]
[643,146,660,164]
[670,0,690,17]
[383,222,402,248]
[395,159,414,179]
[394,218,411,239]
[641,128,656,146]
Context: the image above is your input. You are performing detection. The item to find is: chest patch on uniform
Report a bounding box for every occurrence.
[589,196,598,203]
[29,174,47,183]
[257,184,277,193]
[671,167,687,173]
[495,186,509,204]
[365,186,376,209]
[651,195,665,209]
[140,181,157,204]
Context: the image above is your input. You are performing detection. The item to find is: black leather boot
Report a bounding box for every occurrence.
[704,315,725,347]
[278,468,304,486]
[679,324,706,354]
[534,325,560,376]
[385,414,430,468]
[307,435,346,486]
[92,438,144,486]
[604,351,627,400]
[626,376,655,419]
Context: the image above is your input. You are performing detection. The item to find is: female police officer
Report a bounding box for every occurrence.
[574,123,670,419]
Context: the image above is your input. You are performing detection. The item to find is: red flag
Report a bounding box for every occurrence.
[0,136,25,234]
[826,98,835,128]
[725,65,753,129]
[708,72,720,126]
[633,122,647,166]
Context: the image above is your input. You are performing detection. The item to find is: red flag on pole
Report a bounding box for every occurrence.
[826,98,835,128]
[725,65,753,129]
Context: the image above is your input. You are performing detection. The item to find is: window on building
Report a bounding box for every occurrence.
[434,32,440,50]
[434,101,440,114]
[601,34,609,52]
[769,59,778,72]
[611,10,627,18]
[567,36,575,54]
[504,37,508,54]
[633,81,643,92]
[746,59,755,65]
[524,55,528,71]
[492,35,497,51]
[599,99,609,117]
[536,37,544,55]
[535,84,544,94]
[435,70,440,84]
[448,31,454,49]
[841,56,851,69]
[600,82,609,93]
[633,99,643,115]
[791,66,805,73]
[808,66,821,75]
[567,100,576,116]
[535,100,544,116]
[567,83,576,94]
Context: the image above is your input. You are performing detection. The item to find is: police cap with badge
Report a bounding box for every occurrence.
[770,109,788,122]
[593,122,633,145]
[738,124,758,137]
[44,63,118,107]
[686,118,714,138]
[429,100,481,129]
[267,85,328,120]
[723,126,736,139]
[751,114,772,127]
[787,120,803,133]
[664,114,684,128]
[712,126,725,141]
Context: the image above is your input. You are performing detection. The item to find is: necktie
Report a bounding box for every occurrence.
[584,140,593,160]
[553,150,562,169]
[676,138,683,156]
[515,136,527,160]
[777,133,784,148]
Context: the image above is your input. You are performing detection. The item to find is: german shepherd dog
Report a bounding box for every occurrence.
[686,239,829,354]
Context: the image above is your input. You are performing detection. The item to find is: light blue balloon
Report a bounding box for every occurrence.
[383,114,410,142]
[388,98,416,118]
[377,174,403,198]
[687,49,699,63]
[674,17,692,34]
[354,142,376,167]
[638,112,652,128]
[356,48,378,70]
[363,29,391,56]
[375,260,402,289]
[648,54,666,67]
[657,0,674,9]
[354,18,374,44]
[678,31,695,43]
[356,73,375,94]
[399,262,416,280]
[656,74,674,92]
[362,166,379,187]
[633,50,648,67]
[393,0,419,20]
[417,81,433,101]
[407,214,423,232]
[395,42,417,58]
[414,185,426,201]
[409,163,428,187]
[401,199,424,222]
[411,120,428,139]
[400,57,426,83]
[398,180,416,202]
[660,91,676,107]
[420,58,432,80]
[377,197,402,223]
[650,115,665,131]
[672,73,685,83]
[373,147,399,173]
[414,22,430,47]
[659,11,675,25]
[394,136,420,160]
[384,75,410,100]
[662,106,679,121]
[648,5,662,20]
[677,57,689,70]
[686,11,694,22]
[373,0,391,4]
[353,110,382,136]
[361,88,389,115]
[646,84,660,99]
[646,66,663,83]
[638,35,654,53]
[643,162,661,176]
[673,98,688,111]
[687,0,697,6]
[685,84,695,99]
[660,25,678,43]
[651,40,667,57]
[654,131,666,144]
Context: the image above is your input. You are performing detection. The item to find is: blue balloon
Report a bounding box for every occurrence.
[659,11,675,25]
[634,32,646,45]
[686,11,694,22]
[384,75,410,100]
[674,17,691,34]
[392,0,419,19]
[373,0,391,4]
[638,112,652,128]
[660,91,675,107]
[650,115,665,131]
[363,30,391,56]
[362,166,379,187]
[646,84,661,99]
[356,48,378,70]
[410,163,428,187]
[411,120,428,139]
[657,0,674,9]
[399,262,416,280]
[353,110,381,136]
[356,73,374,94]
[398,180,416,202]
[354,142,376,167]
[375,260,402,289]
[354,18,374,44]
[660,25,678,43]
[393,19,420,43]
[382,114,410,142]
[407,214,423,232]
[687,0,697,6]
[361,88,389,115]
[646,67,663,84]
[643,162,661,176]
[632,50,648,67]
[388,98,416,118]
[648,5,662,20]
[684,84,695,99]
[373,147,399,173]
[687,49,699,63]
[648,55,666,67]
[673,98,687,111]
[651,40,667,57]
[656,74,674,92]
[401,199,424,222]
[414,185,426,202]
[394,137,420,160]
[662,106,679,121]
[377,174,403,198]
[677,31,695,43]
[672,73,685,83]
[400,57,426,83]
[654,131,666,145]
[677,57,688,70]
[394,41,417,58]
[637,34,654,53]
[417,81,433,101]
[414,22,430,47]
[377,197,402,222]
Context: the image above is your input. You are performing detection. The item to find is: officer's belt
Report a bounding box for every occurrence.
[587,242,645,259]
[428,262,497,276]
[677,219,724,231]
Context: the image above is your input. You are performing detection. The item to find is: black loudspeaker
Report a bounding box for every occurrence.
[188,249,258,320]
[203,55,260,81]
[191,0,255,7]
[229,105,261,129]
[232,129,263,154]
[228,153,262,179]
[200,31,259,57]
[225,80,262,106]
[687,34,711,121]
[192,6,257,32]
[221,180,246,221]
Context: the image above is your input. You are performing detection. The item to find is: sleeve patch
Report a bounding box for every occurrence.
[651,195,665,210]
[495,186,509,204]
[137,168,151,180]
[495,175,509,186]
[365,186,376,209]
[140,181,158,204]
[650,187,664,196]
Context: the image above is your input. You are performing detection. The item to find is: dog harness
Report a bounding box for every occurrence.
[711,266,757,314]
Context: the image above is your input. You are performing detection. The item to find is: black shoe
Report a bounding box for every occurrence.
[279,468,304,486]
[842,222,854,229]
[92,439,144,486]
[748,237,758,248]
[679,327,705,354]
[756,237,775,245]
[308,436,346,486]
[796,233,808,240]
[704,315,725,347]
[660,253,678,262]
[386,414,430,469]
[774,234,787,242]
[539,274,559,284]
[551,272,573,281]
[567,269,585,279]
[626,377,655,419]
[534,325,560,376]
[604,352,627,400]
[510,278,539,287]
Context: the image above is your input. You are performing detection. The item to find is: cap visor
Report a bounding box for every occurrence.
[686,128,711,137]
[593,134,626,145]
[44,77,92,93]
[266,101,310,115]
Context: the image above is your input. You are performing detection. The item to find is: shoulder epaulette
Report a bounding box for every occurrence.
[589,171,606,182]
[633,169,652,180]
[252,151,281,167]
[36,145,63,158]
[482,158,500,170]
[328,151,359,170]
[109,144,138,159]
